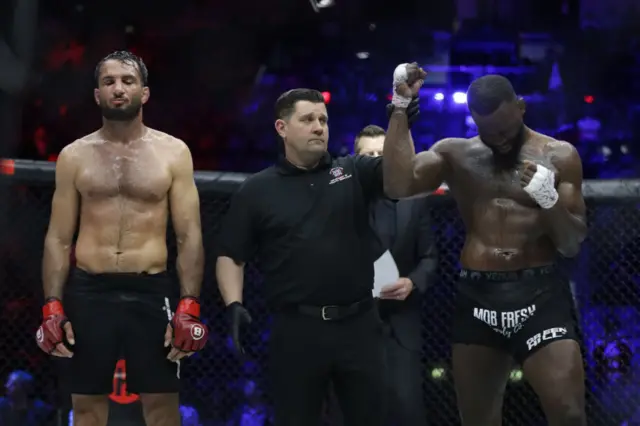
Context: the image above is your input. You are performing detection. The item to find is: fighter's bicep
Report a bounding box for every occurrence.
[170,178,201,233]
[169,145,202,237]
[48,188,79,242]
[555,143,586,219]
[47,148,79,242]
[413,150,447,193]
[557,182,586,220]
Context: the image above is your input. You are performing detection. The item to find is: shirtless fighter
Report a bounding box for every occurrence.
[35,51,209,426]
[384,65,587,426]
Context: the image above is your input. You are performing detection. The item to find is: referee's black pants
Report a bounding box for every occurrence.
[269,306,386,426]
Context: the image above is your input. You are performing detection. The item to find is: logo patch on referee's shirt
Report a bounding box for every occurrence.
[329,167,352,185]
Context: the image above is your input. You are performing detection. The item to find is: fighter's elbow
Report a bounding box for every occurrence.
[175,222,202,246]
[383,180,415,199]
[383,184,401,199]
[216,256,245,270]
[44,232,72,251]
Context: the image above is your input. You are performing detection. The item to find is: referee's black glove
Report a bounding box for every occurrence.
[227,302,252,355]
[386,96,420,128]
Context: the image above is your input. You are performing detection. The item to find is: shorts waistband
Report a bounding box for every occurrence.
[459,265,556,282]
[68,268,174,294]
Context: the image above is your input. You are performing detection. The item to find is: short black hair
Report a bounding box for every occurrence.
[354,124,385,153]
[353,124,387,154]
[356,124,385,139]
[467,74,516,116]
[274,88,325,120]
[94,50,149,88]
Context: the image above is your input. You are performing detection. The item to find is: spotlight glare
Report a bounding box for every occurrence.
[452,92,467,104]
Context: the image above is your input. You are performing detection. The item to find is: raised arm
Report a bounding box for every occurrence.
[383,111,448,198]
[42,145,79,300]
[170,142,205,298]
[541,143,587,257]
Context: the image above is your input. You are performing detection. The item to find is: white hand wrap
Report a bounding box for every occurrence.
[392,63,412,108]
[523,164,559,209]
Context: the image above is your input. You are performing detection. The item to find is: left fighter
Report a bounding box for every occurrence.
[35,50,208,426]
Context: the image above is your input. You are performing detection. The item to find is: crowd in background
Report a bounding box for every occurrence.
[5,1,640,178]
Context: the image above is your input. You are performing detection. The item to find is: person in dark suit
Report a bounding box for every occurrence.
[326,124,438,426]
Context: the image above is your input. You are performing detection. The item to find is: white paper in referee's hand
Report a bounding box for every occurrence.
[373,250,400,298]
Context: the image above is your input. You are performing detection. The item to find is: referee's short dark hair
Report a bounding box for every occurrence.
[354,125,385,153]
[274,89,325,120]
[467,75,517,116]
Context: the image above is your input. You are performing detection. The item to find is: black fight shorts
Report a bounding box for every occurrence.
[62,268,180,394]
[452,265,579,364]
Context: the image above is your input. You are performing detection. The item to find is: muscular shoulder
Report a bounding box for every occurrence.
[545,139,581,169]
[424,137,477,168]
[543,138,582,182]
[143,128,193,174]
[546,139,578,158]
[146,128,189,155]
[430,137,475,156]
[57,134,99,165]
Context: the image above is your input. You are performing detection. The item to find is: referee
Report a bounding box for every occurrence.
[216,88,395,426]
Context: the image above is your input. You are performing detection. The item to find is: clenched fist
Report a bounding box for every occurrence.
[165,297,209,362]
[36,298,75,358]
[392,62,427,108]
[520,160,559,209]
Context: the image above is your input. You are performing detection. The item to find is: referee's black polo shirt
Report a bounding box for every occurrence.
[217,152,384,310]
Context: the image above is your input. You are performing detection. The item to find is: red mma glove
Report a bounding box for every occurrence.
[169,297,209,355]
[36,298,75,357]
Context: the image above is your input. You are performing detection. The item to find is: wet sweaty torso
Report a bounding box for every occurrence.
[68,128,182,274]
[441,134,560,271]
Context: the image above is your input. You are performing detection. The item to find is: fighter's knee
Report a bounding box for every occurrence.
[140,393,180,426]
[71,395,109,426]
